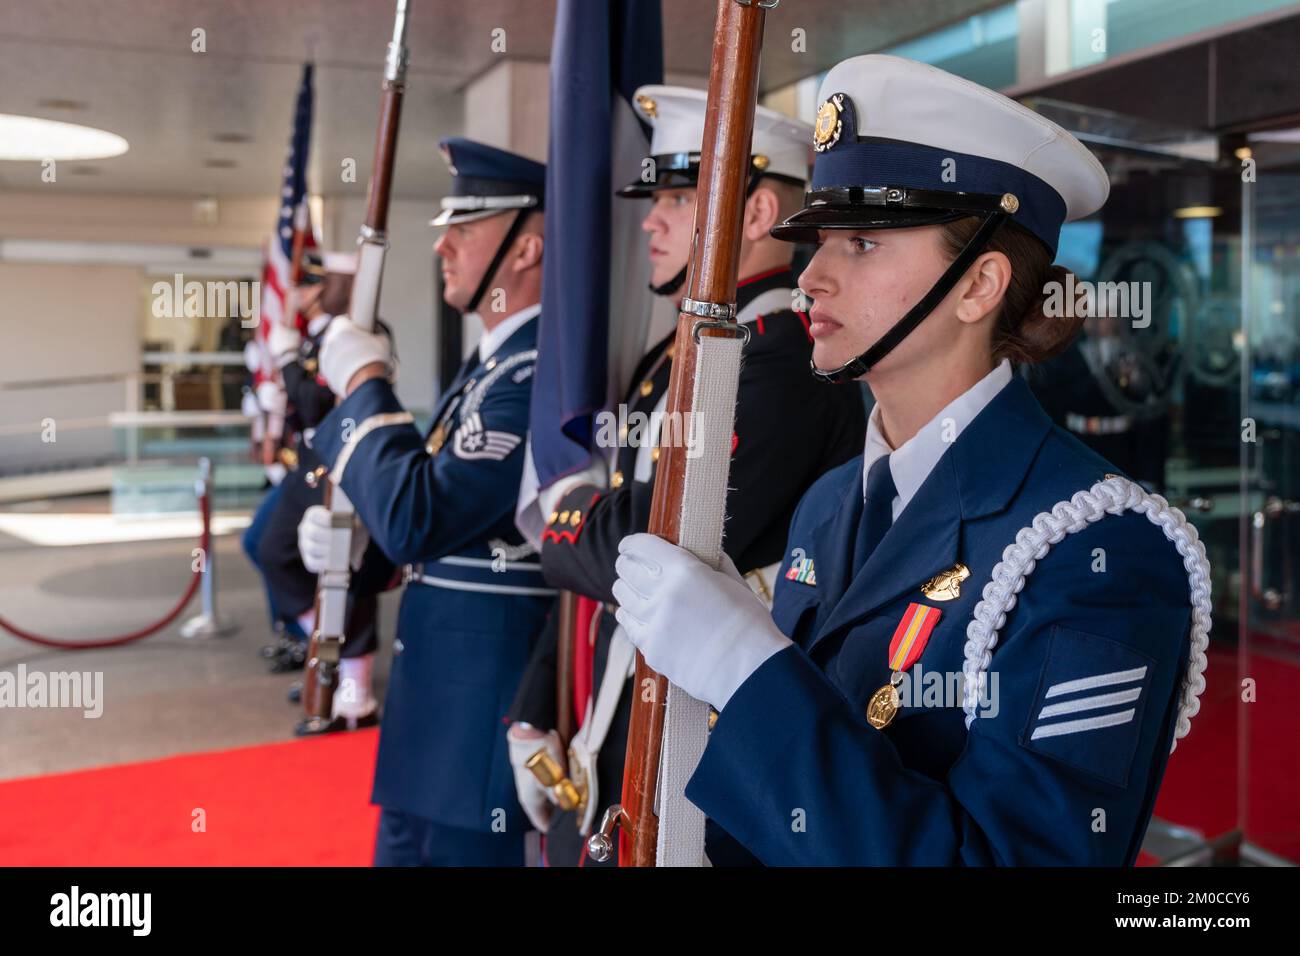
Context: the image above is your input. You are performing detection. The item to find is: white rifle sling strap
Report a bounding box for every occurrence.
[961,476,1211,752]
[316,484,358,655]
[570,626,637,835]
[656,327,746,867]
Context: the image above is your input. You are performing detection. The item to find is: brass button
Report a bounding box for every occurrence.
[651,447,660,462]
[559,510,570,524]
[639,380,653,397]
[707,708,719,730]
[548,510,559,524]
[569,510,581,526]
[611,471,624,489]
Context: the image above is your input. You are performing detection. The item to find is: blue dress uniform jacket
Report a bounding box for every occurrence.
[684,376,1194,866]
[310,317,553,835]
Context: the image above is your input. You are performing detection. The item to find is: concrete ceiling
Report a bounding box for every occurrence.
[0,0,1002,200]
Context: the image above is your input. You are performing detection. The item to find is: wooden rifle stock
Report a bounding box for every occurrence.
[618,0,771,866]
[301,0,412,731]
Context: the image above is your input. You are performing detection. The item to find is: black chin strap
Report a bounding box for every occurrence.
[467,209,530,314]
[649,264,688,297]
[811,212,1009,384]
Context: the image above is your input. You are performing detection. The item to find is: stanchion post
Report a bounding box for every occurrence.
[180,457,238,639]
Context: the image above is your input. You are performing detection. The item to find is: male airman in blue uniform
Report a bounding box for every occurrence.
[299,139,554,866]
[612,56,1211,866]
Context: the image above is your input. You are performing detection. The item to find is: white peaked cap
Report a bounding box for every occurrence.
[629,84,813,185]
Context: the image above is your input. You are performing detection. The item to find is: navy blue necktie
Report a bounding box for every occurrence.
[851,454,897,577]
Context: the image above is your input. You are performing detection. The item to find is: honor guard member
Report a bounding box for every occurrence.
[299,139,553,866]
[611,56,1211,866]
[241,249,325,646]
[258,253,395,728]
[507,87,867,866]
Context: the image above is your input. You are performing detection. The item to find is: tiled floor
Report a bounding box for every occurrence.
[0,494,396,782]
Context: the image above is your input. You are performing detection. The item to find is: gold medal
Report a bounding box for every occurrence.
[867,674,902,729]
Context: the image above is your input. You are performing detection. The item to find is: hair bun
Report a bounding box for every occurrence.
[1013,264,1083,365]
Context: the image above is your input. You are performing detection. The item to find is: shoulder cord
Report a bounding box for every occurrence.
[961,476,1210,753]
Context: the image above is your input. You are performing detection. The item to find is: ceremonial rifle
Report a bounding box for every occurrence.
[609,0,774,866]
[301,0,412,732]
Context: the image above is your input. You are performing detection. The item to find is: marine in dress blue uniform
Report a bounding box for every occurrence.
[506,88,866,867]
[611,56,1211,866]
[306,140,554,866]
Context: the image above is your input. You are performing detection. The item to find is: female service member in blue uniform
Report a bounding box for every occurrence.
[610,55,1212,866]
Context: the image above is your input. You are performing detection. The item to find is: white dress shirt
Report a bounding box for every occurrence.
[863,358,1012,519]
[472,303,541,363]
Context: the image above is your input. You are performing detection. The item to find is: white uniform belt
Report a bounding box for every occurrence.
[401,556,556,598]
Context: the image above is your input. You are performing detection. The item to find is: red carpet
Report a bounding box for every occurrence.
[1151,644,1300,861]
[0,730,381,866]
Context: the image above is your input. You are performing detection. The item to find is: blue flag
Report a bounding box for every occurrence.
[517,0,663,540]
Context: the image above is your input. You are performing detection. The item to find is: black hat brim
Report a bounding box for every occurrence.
[770,202,966,243]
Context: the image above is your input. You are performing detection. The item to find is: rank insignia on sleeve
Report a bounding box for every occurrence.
[785,550,816,586]
[451,412,522,461]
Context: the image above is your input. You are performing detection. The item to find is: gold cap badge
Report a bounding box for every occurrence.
[636,94,658,118]
[813,93,845,153]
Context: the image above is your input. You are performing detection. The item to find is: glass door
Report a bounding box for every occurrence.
[1238,138,1300,864]
[1021,100,1295,863]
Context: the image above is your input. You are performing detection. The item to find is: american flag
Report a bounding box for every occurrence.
[253,63,317,389]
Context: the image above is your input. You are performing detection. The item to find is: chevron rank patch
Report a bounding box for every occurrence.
[1020,626,1157,788]
[452,412,523,461]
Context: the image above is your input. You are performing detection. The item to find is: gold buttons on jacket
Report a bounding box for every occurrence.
[611,471,625,488]
[651,447,660,462]
[639,380,653,397]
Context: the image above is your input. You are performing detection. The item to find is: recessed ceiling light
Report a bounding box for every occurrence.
[0,113,128,161]
[1173,205,1223,219]
[202,158,238,169]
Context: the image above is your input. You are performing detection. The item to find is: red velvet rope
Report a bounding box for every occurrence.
[0,491,211,650]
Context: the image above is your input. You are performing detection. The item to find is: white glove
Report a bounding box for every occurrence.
[268,322,302,366]
[612,533,792,710]
[240,389,261,419]
[296,503,370,575]
[319,315,391,397]
[507,724,567,833]
[255,380,287,417]
[243,339,264,374]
